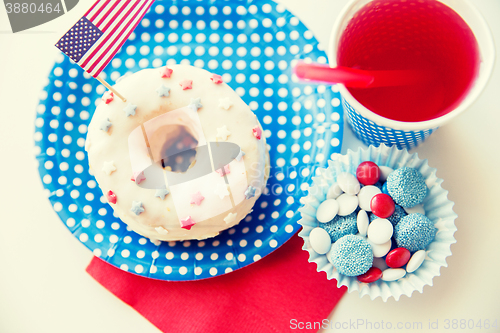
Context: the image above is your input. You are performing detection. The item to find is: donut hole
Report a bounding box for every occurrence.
[155,125,199,174]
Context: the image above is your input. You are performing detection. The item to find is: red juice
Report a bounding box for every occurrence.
[337,0,480,122]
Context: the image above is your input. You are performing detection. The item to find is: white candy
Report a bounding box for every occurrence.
[404,204,425,215]
[309,227,332,255]
[336,194,358,216]
[406,249,426,273]
[357,185,381,211]
[381,268,406,281]
[367,237,392,258]
[326,182,343,199]
[316,199,339,223]
[372,257,389,271]
[378,166,394,183]
[367,218,393,244]
[337,172,360,195]
[357,210,369,237]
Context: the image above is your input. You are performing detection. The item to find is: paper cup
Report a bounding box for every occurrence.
[298,144,458,301]
[328,0,495,149]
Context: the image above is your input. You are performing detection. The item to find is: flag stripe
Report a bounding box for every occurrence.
[92,0,154,76]
[87,0,127,32]
[83,0,100,17]
[88,0,111,21]
[80,1,136,68]
[94,0,120,28]
[100,1,132,32]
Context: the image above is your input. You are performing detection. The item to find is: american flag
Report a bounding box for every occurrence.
[55,0,155,78]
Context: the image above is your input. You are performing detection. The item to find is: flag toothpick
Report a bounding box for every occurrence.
[97,76,127,102]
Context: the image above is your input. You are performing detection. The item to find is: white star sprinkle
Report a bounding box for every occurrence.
[216,125,231,141]
[102,161,116,175]
[214,183,230,199]
[218,97,233,110]
[155,226,169,235]
[224,212,237,224]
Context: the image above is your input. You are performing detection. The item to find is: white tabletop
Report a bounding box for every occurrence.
[1,1,499,332]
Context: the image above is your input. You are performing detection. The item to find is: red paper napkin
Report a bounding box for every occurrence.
[86,234,346,333]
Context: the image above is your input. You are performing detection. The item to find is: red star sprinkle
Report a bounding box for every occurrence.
[252,126,262,140]
[131,171,146,184]
[190,191,205,206]
[179,79,193,90]
[102,91,114,104]
[106,190,117,204]
[216,165,231,177]
[180,216,196,230]
[210,74,223,84]
[159,66,173,78]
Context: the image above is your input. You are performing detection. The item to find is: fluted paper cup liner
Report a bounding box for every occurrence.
[298,144,457,301]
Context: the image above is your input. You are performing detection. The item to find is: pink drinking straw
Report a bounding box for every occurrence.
[294,62,430,88]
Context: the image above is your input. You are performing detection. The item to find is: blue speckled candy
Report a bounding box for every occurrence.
[330,234,373,276]
[387,167,427,208]
[394,213,436,252]
[381,182,389,195]
[321,211,358,243]
[370,204,407,227]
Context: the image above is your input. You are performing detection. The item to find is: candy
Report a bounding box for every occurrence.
[356,210,369,237]
[357,267,382,283]
[326,182,343,199]
[356,161,380,185]
[123,103,137,117]
[367,218,393,244]
[130,201,144,215]
[224,212,237,224]
[336,194,358,216]
[156,84,171,97]
[218,97,233,110]
[378,166,394,182]
[180,216,196,230]
[190,191,205,206]
[244,185,256,200]
[102,91,114,104]
[337,172,360,195]
[131,171,146,184]
[179,79,193,90]
[309,227,332,255]
[404,204,425,215]
[357,185,381,211]
[385,248,411,268]
[370,193,395,218]
[367,237,392,258]
[106,190,117,204]
[406,249,426,273]
[387,167,427,208]
[372,257,389,271]
[102,161,116,176]
[381,182,389,195]
[394,213,436,252]
[321,211,358,243]
[330,235,373,277]
[252,126,262,140]
[210,73,223,83]
[188,97,202,111]
[381,268,406,281]
[316,199,339,223]
[159,66,173,78]
[216,125,231,141]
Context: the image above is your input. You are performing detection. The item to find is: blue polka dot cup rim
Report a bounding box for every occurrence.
[327,0,495,131]
[297,144,458,301]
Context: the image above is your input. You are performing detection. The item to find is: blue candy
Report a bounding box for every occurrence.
[394,213,436,252]
[381,182,389,195]
[321,211,358,243]
[370,204,407,227]
[387,167,427,208]
[330,234,373,276]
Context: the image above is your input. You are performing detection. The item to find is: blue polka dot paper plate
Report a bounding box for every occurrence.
[34,0,344,281]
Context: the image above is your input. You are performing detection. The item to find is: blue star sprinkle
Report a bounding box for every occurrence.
[244,186,256,200]
[188,97,202,111]
[123,103,137,117]
[100,118,112,132]
[130,201,144,215]
[156,84,171,97]
[155,188,170,200]
[236,149,246,161]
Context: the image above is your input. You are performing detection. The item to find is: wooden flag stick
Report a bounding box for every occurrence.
[96,76,127,102]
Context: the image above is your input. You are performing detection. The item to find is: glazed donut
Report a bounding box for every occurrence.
[86,65,269,241]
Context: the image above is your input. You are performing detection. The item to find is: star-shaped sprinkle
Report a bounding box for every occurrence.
[214,183,230,199]
[159,66,173,78]
[154,188,170,200]
[235,149,246,161]
[190,191,205,206]
[106,190,117,204]
[123,102,137,117]
[155,226,169,235]
[210,74,223,84]
[187,97,202,111]
[216,165,230,177]
[218,97,233,110]
[180,216,196,230]
[131,171,146,184]
[179,79,193,90]
[244,186,256,199]
[102,161,116,175]
[156,84,171,97]
[252,126,262,140]
[100,118,112,132]
[224,212,237,224]
[131,201,144,215]
[102,91,114,104]
[216,125,231,141]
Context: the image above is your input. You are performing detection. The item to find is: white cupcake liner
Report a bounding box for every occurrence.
[298,144,457,301]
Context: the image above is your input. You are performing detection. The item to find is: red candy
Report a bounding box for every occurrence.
[106,190,117,204]
[356,161,380,185]
[357,267,382,283]
[385,248,411,268]
[252,126,262,140]
[370,193,395,218]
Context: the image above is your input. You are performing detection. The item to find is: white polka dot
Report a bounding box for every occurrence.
[194,267,202,275]
[179,266,188,275]
[79,233,88,242]
[164,266,172,274]
[256,225,264,233]
[269,240,278,248]
[209,267,217,276]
